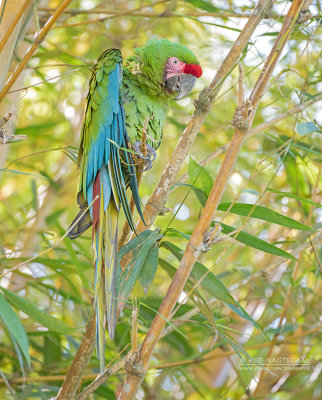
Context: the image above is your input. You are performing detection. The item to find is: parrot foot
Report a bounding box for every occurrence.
[132,141,156,171]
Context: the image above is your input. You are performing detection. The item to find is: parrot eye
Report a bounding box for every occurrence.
[173,59,178,64]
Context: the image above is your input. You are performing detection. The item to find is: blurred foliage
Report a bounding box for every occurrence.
[0,0,321,399]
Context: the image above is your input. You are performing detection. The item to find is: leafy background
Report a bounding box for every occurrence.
[0,0,321,399]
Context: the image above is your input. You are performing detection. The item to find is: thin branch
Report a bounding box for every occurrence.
[6,146,72,168]
[37,7,246,18]
[37,8,297,20]
[75,358,126,400]
[0,369,17,400]
[0,131,27,144]
[0,0,73,103]
[56,315,96,400]
[7,68,79,94]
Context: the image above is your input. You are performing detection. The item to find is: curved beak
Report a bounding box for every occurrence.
[165,73,197,100]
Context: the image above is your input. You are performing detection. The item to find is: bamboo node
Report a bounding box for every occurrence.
[125,351,145,378]
[231,106,249,132]
[202,225,224,252]
[297,9,313,24]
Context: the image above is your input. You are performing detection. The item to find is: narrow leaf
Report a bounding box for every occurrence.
[185,0,220,13]
[139,243,159,295]
[0,292,30,366]
[219,222,297,260]
[120,230,163,300]
[218,202,313,231]
[118,230,155,259]
[188,158,213,196]
[171,182,207,207]
[165,227,191,240]
[267,188,321,207]
[1,289,76,334]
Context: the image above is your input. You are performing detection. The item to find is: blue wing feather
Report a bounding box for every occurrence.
[78,48,146,234]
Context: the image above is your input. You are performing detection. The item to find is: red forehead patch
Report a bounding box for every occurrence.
[184,63,202,78]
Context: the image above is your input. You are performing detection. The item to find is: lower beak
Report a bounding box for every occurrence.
[165,74,197,100]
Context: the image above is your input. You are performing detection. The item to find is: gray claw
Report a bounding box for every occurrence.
[133,141,149,160]
[133,141,156,171]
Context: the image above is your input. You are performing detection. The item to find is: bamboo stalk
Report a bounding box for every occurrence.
[0,0,73,103]
[0,0,32,55]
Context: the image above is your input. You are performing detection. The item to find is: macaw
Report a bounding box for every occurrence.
[68,38,202,371]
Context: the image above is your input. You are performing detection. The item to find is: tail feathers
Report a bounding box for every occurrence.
[93,191,119,372]
[67,192,92,239]
[104,202,118,337]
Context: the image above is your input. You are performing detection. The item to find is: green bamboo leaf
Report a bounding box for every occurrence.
[188,158,213,196]
[164,227,191,240]
[185,0,220,13]
[0,169,48,180]
[31,180,37,211]
[15,121,59,135]
[44,334,61,366]
[139,243,159,295]
[118,230,155,259]
[284,154,310,215]
[171,182,207,207]
[219,222,297,260]
[1,289,76,335]
[259,31,280,36]
[218,202,313,231]
[267,188,321,207]
[120,230,163,300]
[292,142,321,155]
[0,291,30,366]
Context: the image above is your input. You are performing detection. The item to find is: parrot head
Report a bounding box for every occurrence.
[127,38,202,99]
[163,56,202,99]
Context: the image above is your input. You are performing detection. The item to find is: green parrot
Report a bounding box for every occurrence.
[68,38,202,371]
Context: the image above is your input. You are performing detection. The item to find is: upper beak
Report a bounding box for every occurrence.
[165,73,197,100]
